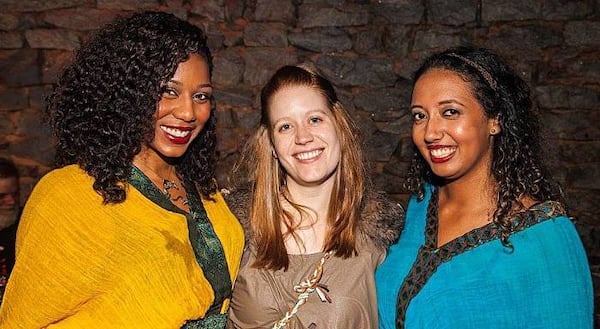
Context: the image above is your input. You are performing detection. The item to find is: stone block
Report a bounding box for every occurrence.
[96,0,157,10]
[0,13,19,31]
[540,109,599,141]
[2,0,88,12]
[382,25,410,57]
[42,50,73,84]
[412,28,471,52]
[541,0,594,20]
[244,23,288,47]
[43,8,121,31]
[0,49,40,86]
[372,1,424,25]
[0,87,28,111]
[565,21,600,47]
[317,55,396,87]
[353,28,384,55]
[0,31,23,49]
[364,130,400,162]
[25,28,80,50]
[243,47,298,86]
[214,88,254,108]
[426,0,477,26]
[484,25,563,59]
[353,86,411,120]
[536,85,600,110]
[482,0,541,21]
[254,0,295,24]
[288,28,352,53]
[190,0,225,22]
[567,164,600,190]
[299,4,369,28]
[213,48,244,85]
[558,141,600,164]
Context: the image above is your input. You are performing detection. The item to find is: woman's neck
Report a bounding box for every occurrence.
[282,179,334,254]
[436,175,497,247]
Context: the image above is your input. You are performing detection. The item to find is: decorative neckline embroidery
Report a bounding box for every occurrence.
[127,166,232,326]
[395,188,566,327]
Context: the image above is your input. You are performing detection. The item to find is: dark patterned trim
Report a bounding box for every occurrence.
[395,189,567,328]
[128,166,231,328]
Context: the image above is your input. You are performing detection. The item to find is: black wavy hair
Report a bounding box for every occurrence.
[406,46,564,245]
[46,11,216,203]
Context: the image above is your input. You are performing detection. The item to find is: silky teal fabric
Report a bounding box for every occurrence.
[376,185,593,329]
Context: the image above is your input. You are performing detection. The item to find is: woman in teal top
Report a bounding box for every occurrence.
[376,47,593,329]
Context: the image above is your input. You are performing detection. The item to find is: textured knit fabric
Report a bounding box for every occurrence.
[375,185,594,329]
[0,165,244,328]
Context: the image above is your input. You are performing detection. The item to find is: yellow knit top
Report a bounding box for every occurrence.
[0,165,244,328]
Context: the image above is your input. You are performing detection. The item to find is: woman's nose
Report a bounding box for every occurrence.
[172,97,196,122]
[295,125,314,144]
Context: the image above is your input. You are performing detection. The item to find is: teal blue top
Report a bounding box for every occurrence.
[376,185,593,329]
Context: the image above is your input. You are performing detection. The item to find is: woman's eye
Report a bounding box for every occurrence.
[193,93,211,103]
[309,117,323,124]
[443,108,459,116]
[278,123,291,132]
[161,87,177,98]
[412,112,426,122]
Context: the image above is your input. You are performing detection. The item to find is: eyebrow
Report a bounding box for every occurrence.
[410,99,465,110]
[167,80,213,89]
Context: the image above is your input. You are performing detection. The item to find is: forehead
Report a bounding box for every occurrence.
[171,53,211,81]
[269,85,330,116]
[413,68,477,100]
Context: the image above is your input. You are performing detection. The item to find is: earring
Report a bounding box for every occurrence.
[272,150,278,159]
[490,128,497,135]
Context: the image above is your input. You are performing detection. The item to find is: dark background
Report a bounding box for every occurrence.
[0,0,598,323]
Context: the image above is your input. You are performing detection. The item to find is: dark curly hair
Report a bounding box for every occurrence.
[46,11,217,204]
[406,46,564,246]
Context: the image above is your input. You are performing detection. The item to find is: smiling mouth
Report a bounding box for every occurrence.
[294,149,323,161]
[161,125,192,138]
[430,146,456,158]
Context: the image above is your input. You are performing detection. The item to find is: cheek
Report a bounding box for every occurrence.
[195,104,212,122]
[411,126,425,145]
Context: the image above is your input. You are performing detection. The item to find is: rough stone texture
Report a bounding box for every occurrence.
[25,29,80,50]
[0,14,19,31]
[298,4,369,28]
[426,0,478,26]
[482,0,541,21]
[43,9,121,31]
[244,23,288,47]
[0,0,598,319]
[288,28,352,53]
[0,31,23,49]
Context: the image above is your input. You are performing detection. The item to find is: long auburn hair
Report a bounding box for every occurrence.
[406,46,564,246]
[235,64,367,270]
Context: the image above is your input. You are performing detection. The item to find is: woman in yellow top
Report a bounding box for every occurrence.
[0,11,244,329]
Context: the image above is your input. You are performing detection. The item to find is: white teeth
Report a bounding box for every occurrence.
[295,150,322,160]
[161,126,191,137]
[430,147,456,158]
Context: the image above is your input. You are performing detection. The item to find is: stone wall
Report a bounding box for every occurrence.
[0,0,598,321]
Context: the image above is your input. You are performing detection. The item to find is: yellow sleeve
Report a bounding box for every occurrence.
[0,168,115,328]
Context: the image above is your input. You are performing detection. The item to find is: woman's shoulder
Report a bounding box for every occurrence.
[33,164,95,196]
[24,165,102,218]
[358,191,406,250]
